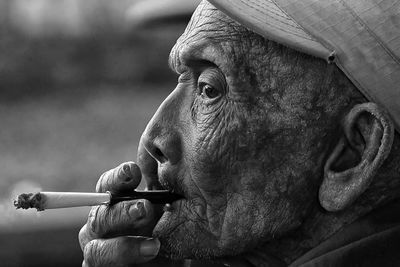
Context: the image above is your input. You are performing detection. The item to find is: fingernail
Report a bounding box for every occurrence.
[129,201,146,219]
[129,164,141,179]
[87,206,100,233]
[140,238,160,257]
[121,163,133,182]
[136,201,146,217]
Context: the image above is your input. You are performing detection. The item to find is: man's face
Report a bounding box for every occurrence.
[138,0,350,259]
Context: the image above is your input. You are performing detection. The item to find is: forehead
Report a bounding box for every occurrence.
[169,1,252,71]
[181,1,247,42]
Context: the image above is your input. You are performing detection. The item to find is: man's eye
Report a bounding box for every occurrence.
[199,82,220,99]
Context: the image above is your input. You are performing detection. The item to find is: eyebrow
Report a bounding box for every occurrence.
[168,41,220,73]
[168,52,178,73]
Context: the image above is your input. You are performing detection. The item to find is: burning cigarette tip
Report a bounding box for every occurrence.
[13,192,44,211]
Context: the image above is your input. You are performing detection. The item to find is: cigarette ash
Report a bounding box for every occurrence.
[14,192,44,211]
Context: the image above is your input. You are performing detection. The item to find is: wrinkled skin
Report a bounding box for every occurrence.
[140,1,358,260]
[79,1,400,266]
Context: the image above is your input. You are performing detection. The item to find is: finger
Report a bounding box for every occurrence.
[96,162,141,193]
[89,200,156,237]
[79,200,157,250]
[83,237,160,267]
[79,224,96,251]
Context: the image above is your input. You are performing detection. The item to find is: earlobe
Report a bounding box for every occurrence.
[319,103,394,212]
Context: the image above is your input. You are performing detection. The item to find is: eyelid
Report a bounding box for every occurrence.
[197,68,227,91]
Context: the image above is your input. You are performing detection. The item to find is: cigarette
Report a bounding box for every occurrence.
[13,190,183,211]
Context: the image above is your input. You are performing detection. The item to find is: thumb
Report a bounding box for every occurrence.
[96,162,142,193]
[83,237,160,267]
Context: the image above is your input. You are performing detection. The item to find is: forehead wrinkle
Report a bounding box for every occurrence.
[170,2,250,72]
[182,2,248,44]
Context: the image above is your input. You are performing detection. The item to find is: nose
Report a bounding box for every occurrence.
[142,130,182,165]
[140,90,183,166]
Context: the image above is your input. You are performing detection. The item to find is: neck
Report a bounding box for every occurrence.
[245,205,367,265]
[244,190,400,266]
[249,135,400,266]
[240,134,400,266]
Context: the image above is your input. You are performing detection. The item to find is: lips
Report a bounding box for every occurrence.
[157,165,187,198]
[164,191,185,204]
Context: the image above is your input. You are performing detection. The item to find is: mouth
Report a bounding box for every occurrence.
[158,171,187,201]
[164,190,185,204]
[159,178,187,212]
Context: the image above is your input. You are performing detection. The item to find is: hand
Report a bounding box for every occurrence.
[79,162,163,267]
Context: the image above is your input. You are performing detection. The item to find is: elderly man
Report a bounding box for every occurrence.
[79,0,400,266]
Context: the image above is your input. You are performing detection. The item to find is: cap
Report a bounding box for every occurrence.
[207,0,400,131]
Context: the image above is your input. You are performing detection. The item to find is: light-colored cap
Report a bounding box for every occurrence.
[208,0,400,131]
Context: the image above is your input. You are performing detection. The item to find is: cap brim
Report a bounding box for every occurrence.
[207,0,330,59]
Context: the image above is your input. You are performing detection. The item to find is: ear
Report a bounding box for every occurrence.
[319,103,394,212]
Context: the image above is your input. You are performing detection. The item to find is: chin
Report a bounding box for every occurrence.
[153,201,254,260]
[152,200,227,260]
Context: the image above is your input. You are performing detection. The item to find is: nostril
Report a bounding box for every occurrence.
[142,136,169,164]
[153,147,167,164]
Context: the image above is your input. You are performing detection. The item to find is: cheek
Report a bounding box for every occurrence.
[158,100,320,257]
[187,106,234,190]
[189,109,311,244]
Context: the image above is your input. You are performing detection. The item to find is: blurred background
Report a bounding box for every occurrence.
[0,0,200,266]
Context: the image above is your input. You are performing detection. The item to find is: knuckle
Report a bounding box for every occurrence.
[105,201,132,231]
[88,205,108,236]
[91,201,146,237]
[78,224,85,239]
[120,201,132,219]
[117,200,145,226]
[83,240,99,266]
[112,165,120,181]
[87,206,99,233]
[78,225,89,250]
[87,203,134,237]
[96,170,110,193]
